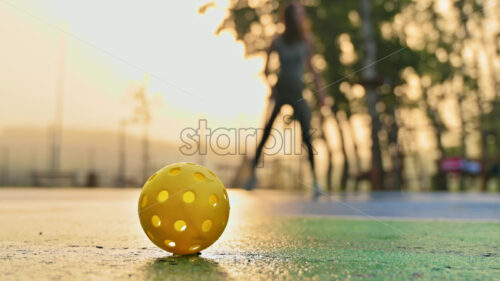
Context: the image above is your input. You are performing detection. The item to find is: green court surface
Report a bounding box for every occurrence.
[1,188,499,280]
[149,218,500,281]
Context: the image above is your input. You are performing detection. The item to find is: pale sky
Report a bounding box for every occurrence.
[0,0,268,142]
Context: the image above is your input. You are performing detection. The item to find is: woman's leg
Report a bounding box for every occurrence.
[294,101,317,182]
[244,102,281,190]
[251,102,282,170]
[295,101,323,197]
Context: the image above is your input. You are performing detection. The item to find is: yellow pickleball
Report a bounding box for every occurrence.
[138,162,230,255]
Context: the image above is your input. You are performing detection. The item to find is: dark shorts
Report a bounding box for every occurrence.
[275,75,304,103]
[272,76,311,138]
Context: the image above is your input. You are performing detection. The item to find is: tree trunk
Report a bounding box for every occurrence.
[478,21,498,191]
[344,114,365,191]
[326,145,335,192]
[321,106,350,192]
[388,108,404,190]
[319,119,334,192]
[333,109,350,191]
[360,0,384,190]
[433,127,448,191]
[455,0,485,191]
[423,98,448,191]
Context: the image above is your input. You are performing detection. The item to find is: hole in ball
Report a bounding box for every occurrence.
[201,220,212,232]
[189,245,200,252]
[194,172,206,181]
[151,215,161,227]
[208,194,218,207]
[164,240,176,247]
[157,190,169,202]
[140,195,148,207]
[169,167,181,176]
[183,191,196,203]
[174,220,187,232]
[148,173,157,182]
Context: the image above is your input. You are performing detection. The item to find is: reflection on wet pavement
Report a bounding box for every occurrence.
[231,189,500,220]
[144,255,228,281]
[1,188,499,280]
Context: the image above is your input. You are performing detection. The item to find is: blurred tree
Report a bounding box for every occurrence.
[206,0,500,191]
[210,0,412,190]
[124,75,152,185]
[389,0,500,190]
[360,0,384,190]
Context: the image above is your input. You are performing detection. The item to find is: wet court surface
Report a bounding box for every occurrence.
[1,188,499,280]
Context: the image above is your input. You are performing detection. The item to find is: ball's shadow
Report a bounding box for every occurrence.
[144,254,228,281]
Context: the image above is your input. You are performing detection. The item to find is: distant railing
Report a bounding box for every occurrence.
[31,171,77,187]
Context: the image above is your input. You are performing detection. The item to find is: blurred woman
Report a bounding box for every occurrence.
[245,2,326,197]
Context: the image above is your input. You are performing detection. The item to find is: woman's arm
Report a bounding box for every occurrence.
[264,38,277,99]
[263,38,277,79]
[306,36,326,106]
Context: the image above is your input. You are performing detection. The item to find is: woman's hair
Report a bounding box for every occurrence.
[282,2,309,44]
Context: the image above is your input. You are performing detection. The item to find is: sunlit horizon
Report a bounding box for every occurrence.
[0,0,269,143]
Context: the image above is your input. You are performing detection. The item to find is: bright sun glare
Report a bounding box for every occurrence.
[0,0,268,141]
